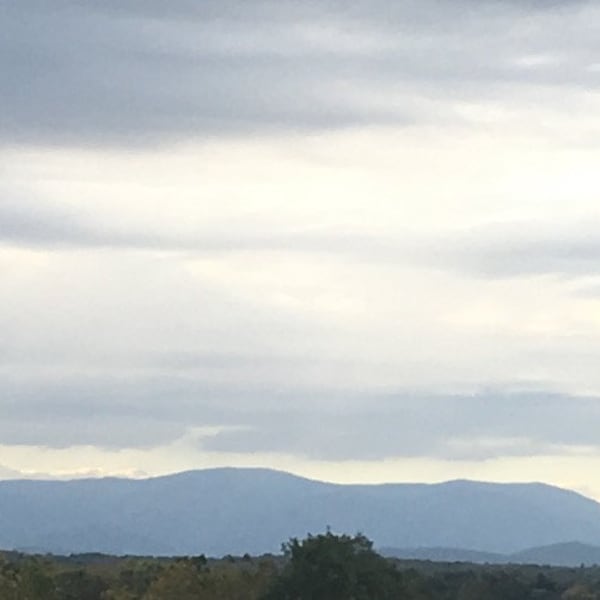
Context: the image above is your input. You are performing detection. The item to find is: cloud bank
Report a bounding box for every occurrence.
[2,0,600,488]
[1,0,599,146]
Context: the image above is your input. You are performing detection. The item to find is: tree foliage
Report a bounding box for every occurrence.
[262,531,404,599]
[3,532,600,599]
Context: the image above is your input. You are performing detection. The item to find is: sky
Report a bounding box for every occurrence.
[2,0,600,497]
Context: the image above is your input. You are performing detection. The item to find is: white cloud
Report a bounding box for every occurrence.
[2,0,600,494]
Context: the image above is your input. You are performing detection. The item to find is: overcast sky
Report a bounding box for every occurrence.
[2,0,600,497]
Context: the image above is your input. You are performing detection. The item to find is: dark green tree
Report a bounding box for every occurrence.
[261,530,404,600]
[17,559,56,600]
[53,569,107,600]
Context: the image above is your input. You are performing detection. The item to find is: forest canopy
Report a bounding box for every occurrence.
[1,531,600,599]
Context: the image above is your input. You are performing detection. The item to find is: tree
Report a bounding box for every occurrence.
[53,569,107,600]
[261,530,404,600]
[17,559,56,600]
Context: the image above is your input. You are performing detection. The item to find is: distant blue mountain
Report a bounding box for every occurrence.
[511,541,600,567]
[1,468,600,557]
[383,541,600,567]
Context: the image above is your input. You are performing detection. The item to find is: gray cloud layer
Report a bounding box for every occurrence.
[2,1,599,470]
[2,368,599,461]
[1,0,598,146]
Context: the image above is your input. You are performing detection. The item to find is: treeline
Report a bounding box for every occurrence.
[2,531,600,599]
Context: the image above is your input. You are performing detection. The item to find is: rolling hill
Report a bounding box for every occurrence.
[382,541,600,567]
[2,468,600,558]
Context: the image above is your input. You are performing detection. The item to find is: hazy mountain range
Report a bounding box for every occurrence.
[382,542,600,567]
[2,468,600,562]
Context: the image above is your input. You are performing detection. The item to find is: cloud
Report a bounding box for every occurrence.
[2,0,600,484]
[0,198,178,249]
[0,463,148,481]
[2,202,600,463]
[0,464,27,479]
[1,0,598,147]
[199,387,600,461]
[435,221,600,279]
[0,197,343,251]
[3,364,600,462]
[0,198,105,247]
[5,198,600,282]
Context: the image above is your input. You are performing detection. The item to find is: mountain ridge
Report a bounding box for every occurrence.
[3,467,580,490]
[2,468,600,558]
[383,541,600,567]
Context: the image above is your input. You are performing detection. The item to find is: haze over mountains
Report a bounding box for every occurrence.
[2,468,600,563]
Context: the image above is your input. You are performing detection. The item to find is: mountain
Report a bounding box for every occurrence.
[511,542,600,567]
[2,468,600,557]
[383,541,600,567]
